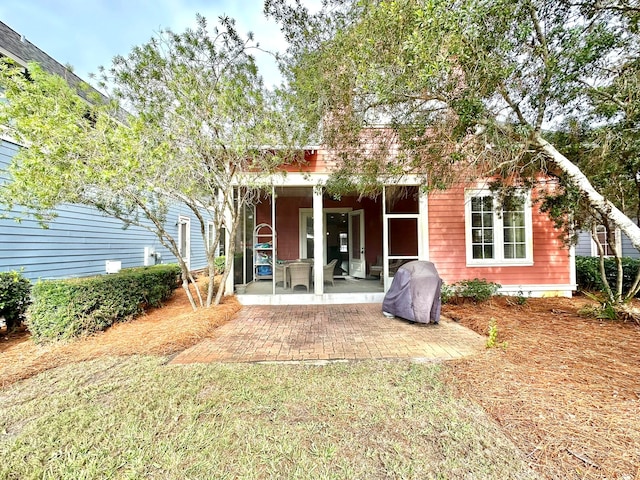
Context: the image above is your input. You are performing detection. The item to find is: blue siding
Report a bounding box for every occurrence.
[575,231,593,257]
[1,139,207,281]
[575,229,640,259]
[621,234,640,259]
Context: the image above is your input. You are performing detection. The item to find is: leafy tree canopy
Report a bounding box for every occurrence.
[267,0,640,306]
[0,14,303,307]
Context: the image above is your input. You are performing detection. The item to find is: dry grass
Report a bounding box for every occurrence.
[0,279,241,388]
[442,296,640,480]
[0,358,537,479]
[2,283,639,479]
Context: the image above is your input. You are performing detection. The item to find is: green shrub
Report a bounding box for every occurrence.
[0,270,31,330]
[214,256,226,274]
[27,264,180,343]
[440,283,454,304]
[443,278,501,304]
[575,256,640,295]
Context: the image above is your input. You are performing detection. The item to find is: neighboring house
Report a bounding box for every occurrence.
[0,21,208,281]
[228,150,576,304]
[575,226,640,259]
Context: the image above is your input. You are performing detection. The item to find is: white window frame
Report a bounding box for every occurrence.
[207,221,215,251]
[465,189,534,267]
[177,215,191,269]
[590,225,621,257]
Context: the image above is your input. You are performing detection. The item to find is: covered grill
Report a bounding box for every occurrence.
[382,261,442,324]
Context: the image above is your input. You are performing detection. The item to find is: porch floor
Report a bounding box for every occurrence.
[170,304,485,364]
[241,276,384,295]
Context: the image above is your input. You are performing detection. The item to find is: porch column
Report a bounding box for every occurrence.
[419,188,429,261]
[313,185,324,294]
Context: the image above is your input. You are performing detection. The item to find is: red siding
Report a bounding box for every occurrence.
[256,194,383,269]
[428,186,571,287]
[280,150,339,173]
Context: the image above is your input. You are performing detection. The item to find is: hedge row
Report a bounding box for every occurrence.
[27,264,181,343]
[0,271,31,330]
[575,256,640,294]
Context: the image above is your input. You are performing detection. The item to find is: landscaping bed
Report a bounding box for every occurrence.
[442,295,640,479]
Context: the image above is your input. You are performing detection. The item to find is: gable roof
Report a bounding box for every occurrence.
[0,20,103,103]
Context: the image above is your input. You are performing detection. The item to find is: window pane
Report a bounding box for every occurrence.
[504,228,513,242]
[502,195,527,260]
[389,218,419,256]
[386,186,419,213]
[306,215,314,259]
[504,211,524,227]
[504,244,514,258]
[351,214,361,260]
[470,194,494,260]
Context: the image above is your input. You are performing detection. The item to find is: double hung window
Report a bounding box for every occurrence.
[465,189,533,266]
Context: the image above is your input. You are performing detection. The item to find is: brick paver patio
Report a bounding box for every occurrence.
[170,304,485,364]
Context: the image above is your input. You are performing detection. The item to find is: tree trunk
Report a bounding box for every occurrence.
[206,261,216,307]
[534,134,640,253]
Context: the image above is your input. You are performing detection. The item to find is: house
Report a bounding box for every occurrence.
[575,226,640,259]
[0,21,209,281]
[227,149,576,304]
[0,20,575,297]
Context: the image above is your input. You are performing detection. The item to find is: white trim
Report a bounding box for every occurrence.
[348,209,366,278]
[239,172,426,187]
[237,292,385,305]
[464,188,534,267]
[299,207,352,262]
[313,186,324,294]
[569,244,577,289]
[177,215,191,270]
[207,221,215,250]
[382,185,423,290]
[419,189,429,261]
[299,208,313,259]
[498,284,576,298]
[0,131,26,147]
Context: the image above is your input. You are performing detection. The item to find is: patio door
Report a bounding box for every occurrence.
[348,209,366,278]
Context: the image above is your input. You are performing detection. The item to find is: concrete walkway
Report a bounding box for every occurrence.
[170,304,485,365]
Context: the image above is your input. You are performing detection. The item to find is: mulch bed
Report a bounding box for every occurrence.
[0,280,242,388]
[1,286,639,479]
[442,296,640,479]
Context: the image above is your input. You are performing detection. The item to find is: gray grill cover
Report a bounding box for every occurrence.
[382,261,442,324]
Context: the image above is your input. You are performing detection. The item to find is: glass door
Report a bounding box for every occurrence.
[348,209,366,278]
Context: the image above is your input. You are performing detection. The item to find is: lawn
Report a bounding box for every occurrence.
[1,282,639,479]
[0,357,536,479]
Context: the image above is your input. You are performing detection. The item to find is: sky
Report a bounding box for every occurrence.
[0,0,302,90]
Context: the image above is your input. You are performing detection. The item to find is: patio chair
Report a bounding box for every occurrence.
[274,263,287,288]
[370,256,383,279]
[323,259,338,286]
[288,262,311,292]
